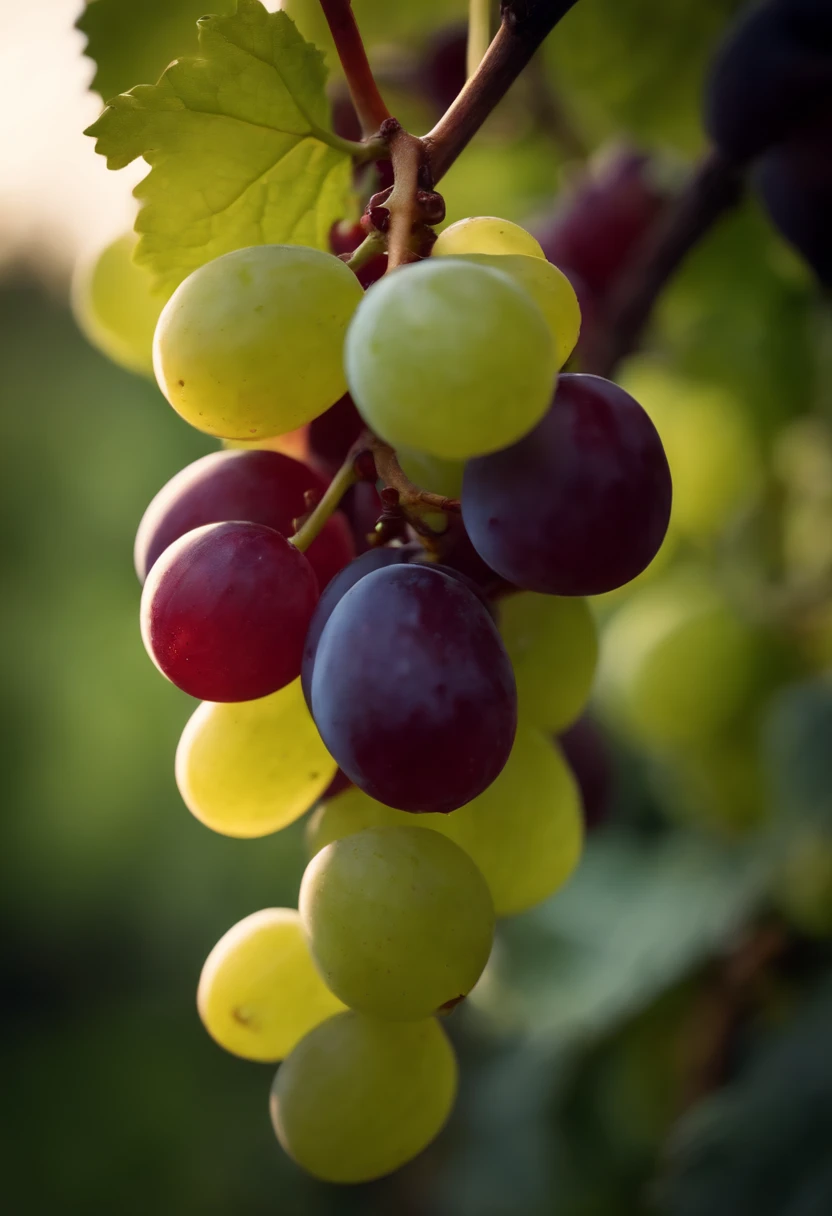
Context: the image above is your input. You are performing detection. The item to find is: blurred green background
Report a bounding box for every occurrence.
[3,1,832,1213]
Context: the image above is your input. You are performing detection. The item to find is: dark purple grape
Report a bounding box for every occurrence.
[558,716,612,831]
[705,0,832,162]
[462,374,672,597]
[417,24,468,113]
[340,481,383,552]
[754,118,832,287]
[141,522,319,702]
[320,768,353,801]
[307,393,365,479]
[310,565,517,813]
[534,147,669,295]
[302,546,411,705]
[134,449,354,591]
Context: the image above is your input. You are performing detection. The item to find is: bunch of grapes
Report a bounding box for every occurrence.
[79,209,671,1182]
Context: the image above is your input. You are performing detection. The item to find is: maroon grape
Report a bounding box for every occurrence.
[535,148,669,295]
[754,117,832,287]
[134,449,353,592]
[558,716,613,831]
[141,521,319,702]
[462,374,672,597]
[417,24,467,113]
[310,564,517,813]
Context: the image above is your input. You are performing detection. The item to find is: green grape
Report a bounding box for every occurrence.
[396,447,466,498]
[598,570,761,748]
[71,234,166,376]
[308,728,582,917]
[153,245,363,440]
[197,909,344,1062]
[300,826,494,1019]
[270,1011,457,1183]
[499,592,598,731]
[176,678,336,837]
[345,260,556,459]
[776,829,832,937]
[433,215,546,259]
[618,359,761,539]
[455,253,581,369]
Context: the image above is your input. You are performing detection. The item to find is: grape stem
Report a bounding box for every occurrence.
[383,122,427,272]
[289,449,361,553]
[584,149,745,377]
[319,0,392,135]
[369,437,462,517]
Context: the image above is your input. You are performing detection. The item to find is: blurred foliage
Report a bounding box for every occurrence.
[6,0,832,1212]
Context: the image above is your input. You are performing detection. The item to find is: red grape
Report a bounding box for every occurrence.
[141,521,319,702]
[134,449,353,592]
[462,374,672,597]
[309,564,517,812]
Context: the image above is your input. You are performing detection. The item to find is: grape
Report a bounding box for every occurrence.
[153,245,363,440]
[306,393,364,478]
[418,24,468,112]
[223,425,311,463]
[340,480,383,553]
[141,522,318,702]
[704,0,832,162]
[135,449,354,591]
[308,729,582,916]
[597,570,762,748]
[197,909,344,1062]
[309,564,517,812]
[499,592,598,731]
[433,216,546,259]
[270,1012,457,1183]
[558,715,613,831]
[462,374,672,596]
[299,826,494,1019]
[301,546,410,705]
[455,253,581,368]
[755,120,832,288]
[176,678,336,837]
[396,448,466,499]
[71,234,165,376]
[346,260,556,460]
[534,148,669,294]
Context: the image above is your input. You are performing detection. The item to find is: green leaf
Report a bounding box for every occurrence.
[85,0,354,294]
[78,0,236,102]
[471,828,769,1046]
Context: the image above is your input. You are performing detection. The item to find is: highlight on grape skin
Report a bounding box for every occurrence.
[197,908,345,1062]
[140,520,320,703]
[152,245,363,440]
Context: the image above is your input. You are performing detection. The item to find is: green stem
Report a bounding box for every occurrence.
[312,126,388,162]
[467,0,494,80]
[289,454,361,552]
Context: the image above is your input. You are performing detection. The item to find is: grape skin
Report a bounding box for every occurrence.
[134,448,354,591]
[499,592,598,732]
[453,252,581,368]
[197,909,344,1062]
[153,245,363,440]
[71,233,165,376]
[308,727,583,917]
[432,215,546,259]
[754,120,832,288]
[141,521,319,702]
[309,564,517,812]
[176,678,336,838]
[271,1012,457,1183]
[299,826,495,1019]
[345,259,557,460]
[463,374,672,597]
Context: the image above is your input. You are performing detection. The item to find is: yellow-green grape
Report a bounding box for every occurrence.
[433,216,546,259]
[71,234,166,376]
[776,829,832,937]
[153,245,363,440]
[176,679,336,837]
[396,448,466,498]
[499,592,598,731]
[300,826,494,1019]
[197,909,344,1062]
[618,359,761,539]
[598,571,761,748]
[270,1012,457,1183]
[345,260,556,459]
[455,253,581,368]
[307,729,583,917]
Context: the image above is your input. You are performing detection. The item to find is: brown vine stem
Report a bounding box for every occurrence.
[383,122,426,272]
[370,437,462,516]
[319,0,391,135]
[584,149,745,378]
[424,0,581,182]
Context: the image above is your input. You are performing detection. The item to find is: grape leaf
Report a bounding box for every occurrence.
[85,0,353,294]
[78,0,235,103]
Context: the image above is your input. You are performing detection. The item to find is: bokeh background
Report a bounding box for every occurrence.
[3,2,832,1213]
